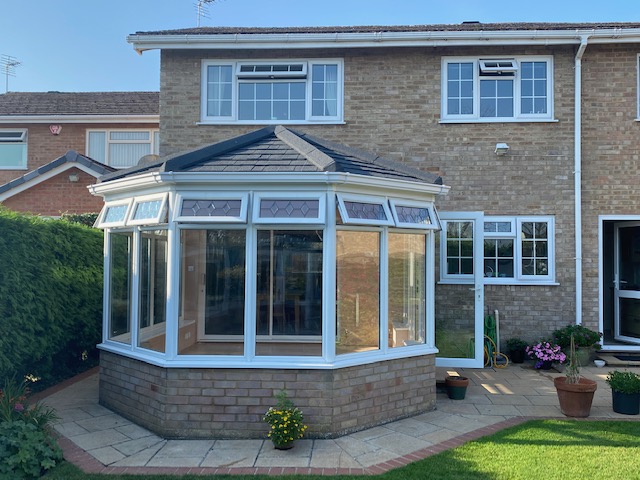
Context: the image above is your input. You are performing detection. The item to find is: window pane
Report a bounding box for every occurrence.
[109,143,151,168]
[132,200,163,221]
[109,232,132,344]
[179,229,246,356]
[520,61,547,115]
[110,131,150,141]
[337,231,380,354]
[259,199,320,219]
[394,205,432,225]
[88,131,106,164]
[447,62,474,116]
[446,221,473,275]
[256,230,323,356]
[104,204,128,223]
[181,199,242,217]
[344,201,387,221]
[388,234,426,348]
[484,238,514,278]
[237,81,306,121]
[480,79,514,118]
[138,230,167,353]
[207,65,233,117]
[521,221,549,277]
[0,143,26,168]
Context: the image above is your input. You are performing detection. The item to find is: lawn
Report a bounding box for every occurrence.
[43,419,640,480]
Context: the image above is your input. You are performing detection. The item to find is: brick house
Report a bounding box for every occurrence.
[0,91,159,216]
[90,22,640,438]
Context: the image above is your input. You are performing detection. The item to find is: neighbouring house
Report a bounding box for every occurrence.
[0,91,159,215]
[91,22,640,438]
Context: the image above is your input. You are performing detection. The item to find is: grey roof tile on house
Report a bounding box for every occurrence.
[100,125,442,186]
[0,92,159,116]
[133,22,640,36]
[0,150,115,195]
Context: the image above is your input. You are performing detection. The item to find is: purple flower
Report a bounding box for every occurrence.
[13,403,24,413]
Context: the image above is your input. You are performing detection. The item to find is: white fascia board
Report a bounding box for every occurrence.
[0,162,103,201]
[0,115,159,125]
[127,28,640,52]
[89,171,450,200]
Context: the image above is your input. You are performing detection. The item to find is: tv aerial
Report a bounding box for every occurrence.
[195,0,218,27]
[0,55,21,93]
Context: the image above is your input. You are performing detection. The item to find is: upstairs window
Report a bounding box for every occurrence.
[201,59,343,124]
[87,129,159,168]
[0,129,27,169]
[442,56,553,122]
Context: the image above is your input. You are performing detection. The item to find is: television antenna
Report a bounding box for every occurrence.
[195,0,218,27]
[0,55,21,93]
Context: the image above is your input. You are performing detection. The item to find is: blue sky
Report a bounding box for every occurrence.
[1,0,638,93]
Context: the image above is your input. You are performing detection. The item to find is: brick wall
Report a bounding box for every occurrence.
[159,45,579,345]
[2,167,103,216]
[99,350,436,439]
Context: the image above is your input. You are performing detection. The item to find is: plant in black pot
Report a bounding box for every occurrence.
[606,370,640,415]
[552,324,602,366]
[506,338,528,364]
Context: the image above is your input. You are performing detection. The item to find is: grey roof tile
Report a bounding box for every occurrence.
[0,92,159,116]
[100,126,441,186]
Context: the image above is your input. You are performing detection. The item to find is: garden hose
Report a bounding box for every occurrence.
[484,334,509,368]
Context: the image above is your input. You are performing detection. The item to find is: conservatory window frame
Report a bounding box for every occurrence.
[253,192,326,224]
[174,193,249,223]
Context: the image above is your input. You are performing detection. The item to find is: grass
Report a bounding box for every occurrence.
[43,419,640,479]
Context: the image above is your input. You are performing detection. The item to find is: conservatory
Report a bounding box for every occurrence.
[90,125,449,438]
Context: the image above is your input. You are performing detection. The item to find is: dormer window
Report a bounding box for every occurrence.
[201,59,343,124]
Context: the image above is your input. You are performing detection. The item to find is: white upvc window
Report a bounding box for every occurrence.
[389,199,440,230]
[441,215,555,284]
[96,200,133,228]
[441,56,553,122]
[174,193,249,223]
[0,129,27,169]
[128,195,169,226]
[253,193,326,224]
[87,129,159,168]
[336,193,394,227]
[201,59,343,124]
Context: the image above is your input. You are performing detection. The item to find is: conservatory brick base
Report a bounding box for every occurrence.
[99,351,437,439]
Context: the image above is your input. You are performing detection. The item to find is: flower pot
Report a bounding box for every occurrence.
[539,360,553,370]
[273,442,295,450]
[509,349,525,364]
[445,375,469,400]
[575,347,594,367]
[554,376,597,417]
[612,390,640,415]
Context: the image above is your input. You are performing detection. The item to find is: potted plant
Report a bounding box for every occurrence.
[552,324,602,366]
[606,370,640,415]
[526,340,566,370]
[506,338,528,364]
[445,375,470,400]
[263,391,308,450]
[553,334,597,417]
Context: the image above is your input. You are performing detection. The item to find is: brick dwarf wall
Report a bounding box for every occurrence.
[2,167,103,216]
[159,45,579,347]
[99,351,436,439]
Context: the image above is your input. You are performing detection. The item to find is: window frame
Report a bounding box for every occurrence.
[128,194,169,226]
[441,215,556,285]
[96,200,133,228]
[86,128,160,168]
[174,193,249,223]
[0,128,27,170]
[336,193,395,227]
[389,198,441,230]
[200,58,344,125]
[252,192,326,225]
[441,56,554,123]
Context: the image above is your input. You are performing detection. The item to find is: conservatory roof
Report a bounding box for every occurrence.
[100,125,443,185]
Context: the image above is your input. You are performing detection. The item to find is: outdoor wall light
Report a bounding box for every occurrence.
[68,173,80,182]
[495,143,510,156]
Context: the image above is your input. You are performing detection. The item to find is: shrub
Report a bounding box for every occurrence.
[263,391,308,448]
[0,207,103,387]
[606,370,640,394]
[506,338,528,352]
[0,377,58,428]
[0,420,62,479]
[60,211,99,228]
[552,324,602,349]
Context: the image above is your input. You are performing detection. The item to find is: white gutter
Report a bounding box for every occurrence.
[0,114,159,124]
[127,27,640,52]
[574,35,589,325]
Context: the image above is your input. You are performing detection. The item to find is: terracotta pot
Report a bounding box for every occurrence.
[554,376,597,417]
[445,375,469,400]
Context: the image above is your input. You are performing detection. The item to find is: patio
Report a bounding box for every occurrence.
[42,362,638,476]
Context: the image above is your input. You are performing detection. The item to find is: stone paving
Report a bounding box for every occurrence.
[41,363,639,476]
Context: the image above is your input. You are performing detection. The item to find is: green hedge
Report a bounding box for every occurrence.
[0,207,103,387]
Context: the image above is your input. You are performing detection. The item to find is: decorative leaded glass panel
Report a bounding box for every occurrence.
[133,200,163,221]
[181,199,242,217]
[259,199,319,218]
[104,205,128,223]
[344,201,387,221]
[395,205,431,225]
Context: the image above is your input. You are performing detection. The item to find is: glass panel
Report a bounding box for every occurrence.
[480,79,514,118]
[109,232,132,344]
[110,131,150,141]
[521,61,547,114]
[395,205,432,225]
[388,233,426,348]
[311,64,338,116]
[207,65,233,117]
[259,199,319,219]
[446,221,474,275]
[484,239,514,277]
[336,231,380,354]
[0,144,26,168]
[447,62,474,116]
[256,230,323,356]
[436,282,477,359]
[179,229,246,356]
[237,81,306,121]
[344,201,387,221]
[618,226,640,291]
[104,204,128,223]
[133,200,163,221]
[109,143,151,168]
[521,221,549,276]
[88,131,106,164]
[181,199,242,218]
[620,298,640,338]
[138,230,167,353]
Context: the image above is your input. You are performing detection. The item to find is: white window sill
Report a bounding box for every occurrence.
[439,118,559,124]
[196,120,346,126]
[0,166,28,170]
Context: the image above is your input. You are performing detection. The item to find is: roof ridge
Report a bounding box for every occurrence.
[274,125,335,172]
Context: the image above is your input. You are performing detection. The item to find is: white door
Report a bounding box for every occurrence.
[435,212,485,368]
[614,222,640,345]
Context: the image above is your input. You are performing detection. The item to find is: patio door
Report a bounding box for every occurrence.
[435,212,485,368]
[614,222,640,344]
